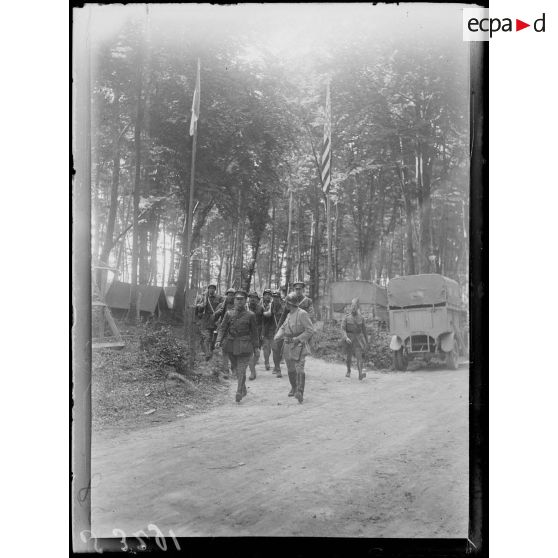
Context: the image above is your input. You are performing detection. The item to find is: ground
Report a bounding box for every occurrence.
[91,356,469,538]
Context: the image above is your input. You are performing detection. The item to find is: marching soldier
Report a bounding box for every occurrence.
[274,293,314,403]
[270,291,286,377]
[277,279,314,328]
[215,290,259,403]
[214,287,236,378]
[195,284,223,361]
[261,289,283,374]
[341,297,369,380]
[247,291,263,380]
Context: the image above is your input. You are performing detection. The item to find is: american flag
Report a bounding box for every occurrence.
[320,83,332,193]
[189,58,200,136]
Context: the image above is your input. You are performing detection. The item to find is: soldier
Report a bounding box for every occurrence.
[215,290,259,403]
[247,291,263,380]
[277,279,314,328]
[213,288,235,378]
[341,297,369,380]
[274,293,314,403]
[269,291,285,377]
[261,289,281,373]
[195,284,223,361]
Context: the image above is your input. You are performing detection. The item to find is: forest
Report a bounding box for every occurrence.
[89,5,470,321]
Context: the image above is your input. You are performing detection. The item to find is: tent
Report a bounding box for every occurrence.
[328,280,388,323]
[105,282,170,318]
[164,286,177,309]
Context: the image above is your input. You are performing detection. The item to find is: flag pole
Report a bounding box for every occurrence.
[184,59,200,364]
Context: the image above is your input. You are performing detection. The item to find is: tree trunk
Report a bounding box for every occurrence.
[233,190,245,289]
[268,201,275,288]
[284,189,294,290]
[309,187,320,301]
[138,220,149,285]
[149,213,159,285]
[126,45,144,324]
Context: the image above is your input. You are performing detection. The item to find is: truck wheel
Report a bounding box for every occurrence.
[393,349,407,371]
[446,348,459,370]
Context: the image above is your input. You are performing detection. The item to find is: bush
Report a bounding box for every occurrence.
[312,321,393,370]
[138,324,191,374]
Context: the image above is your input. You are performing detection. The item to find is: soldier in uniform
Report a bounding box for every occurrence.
[213,288,236,378]
[277,280,314,328]
[261,289,280,372]
[247,291,263,380]
[274,293,314,403]
[195,284,223,360]
[216,290,259,403]
[269,291,285,377]
[341,297,369,380]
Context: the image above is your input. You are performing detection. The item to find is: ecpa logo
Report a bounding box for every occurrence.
[463,8,546,41]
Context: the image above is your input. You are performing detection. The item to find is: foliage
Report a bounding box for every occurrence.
[312,322,393,370]
[90,7,470,312]
[138,324,191,374]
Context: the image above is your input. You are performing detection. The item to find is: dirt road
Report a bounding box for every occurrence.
[91,357,468,538]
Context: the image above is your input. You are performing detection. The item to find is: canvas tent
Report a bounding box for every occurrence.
[387,274,463,309]
[105,282,170,318]
[164,286,177,309]
[328,280,388,322]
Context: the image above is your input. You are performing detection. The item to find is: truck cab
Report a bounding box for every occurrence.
[388,274,468,370]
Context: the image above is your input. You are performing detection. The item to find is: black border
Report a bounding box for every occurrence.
[71,3,488,556]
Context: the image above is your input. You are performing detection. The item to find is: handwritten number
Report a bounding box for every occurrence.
[80,530,103,554]
[112,528,128,552]
[148,523,167,551]
[133,530,148,551]
[168,529,181,551]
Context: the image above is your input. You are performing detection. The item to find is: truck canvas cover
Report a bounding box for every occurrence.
[329,280,387,312]
[387,274,462,308]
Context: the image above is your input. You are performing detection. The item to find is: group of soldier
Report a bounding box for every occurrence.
[194,280,370,404]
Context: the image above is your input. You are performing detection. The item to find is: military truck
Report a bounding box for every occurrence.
[388,274,468,370]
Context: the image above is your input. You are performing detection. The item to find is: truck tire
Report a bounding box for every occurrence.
[446,348,459,370]
[393,349,407,371]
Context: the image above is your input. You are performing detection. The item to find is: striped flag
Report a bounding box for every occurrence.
[320,83,332,193]
[189,58,200,136]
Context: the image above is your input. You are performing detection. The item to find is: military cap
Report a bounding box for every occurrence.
[293,280,305,288]
[234,289,248,298]
[207,283,217,289]
[272,291,281,298]
[225,288,235,295]
[263,288,272,296]
[285,293,300,307]
[249,291,259,299]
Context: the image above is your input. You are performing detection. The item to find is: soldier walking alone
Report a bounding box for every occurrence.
[274,293,314,403]
[341,297,369,380]
[216,290,259,403]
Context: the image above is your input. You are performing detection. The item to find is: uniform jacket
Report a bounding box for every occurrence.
[341,311,368,351]
[262,299,283,338]
[248,301,264,334]
[277,295,314,327]
[274,307,314,361]
[217,307,259,356]
[195,293,223,329]
[214,298,235,324]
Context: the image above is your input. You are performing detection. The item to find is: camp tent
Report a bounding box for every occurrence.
[164,286,177,309]
[328,280,388,322]
[105,282,170,318]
